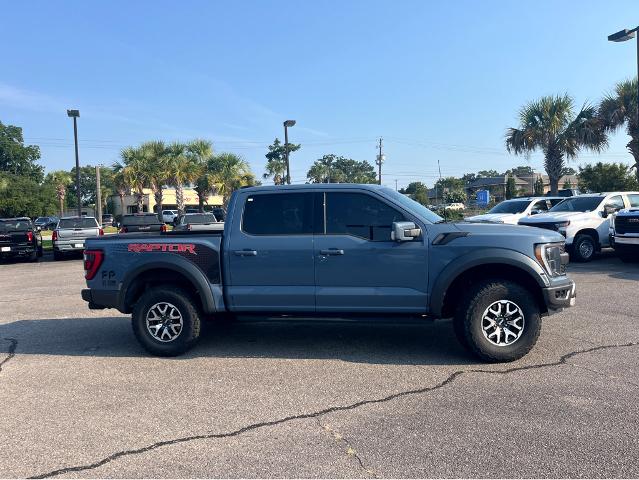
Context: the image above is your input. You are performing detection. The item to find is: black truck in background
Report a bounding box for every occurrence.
[0,217,43,261]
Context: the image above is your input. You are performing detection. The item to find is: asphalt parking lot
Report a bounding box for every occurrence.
[1,252,638,478]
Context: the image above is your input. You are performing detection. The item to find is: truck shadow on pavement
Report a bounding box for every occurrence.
[1,316,474,366]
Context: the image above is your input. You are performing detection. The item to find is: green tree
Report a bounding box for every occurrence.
[140,141,171,217]
[461,173,477,183]
[505,175,517,199]
[562,178,574,189]
[0,173,56,217]
[306,155,376,184]
[112,170,128,217]
[115,147,149,213]
[444,190,467,204]
[477,169,500,178]
[0,121,44,182]
[67,165,115,209]
[264,138,300,185]
[534,176,545,195]
[307,154,340,183]
[561,166,577,176]
[44,170,72,216]
[186,139,215,212]
[208,152,255,208]
[399,181,429,205]
[505,165,534,177]
[166,142,201,214]
[577,162,639,192]
[599,78,639,181]
[506,94,608,195]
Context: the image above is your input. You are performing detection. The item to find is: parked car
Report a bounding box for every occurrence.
[52,216,103,260]
[518,192,639,262]
[610,205,639,262]
[173,213,223,232]
[0,217,43,261]
[82,184,575,362]
[101,214,115,227]
[466,197,564,225]
[444,203,465,211]
[34,216,59,230]
[119,213,167,233]
[185,208,199,214]
[548,188,581,197]
[161,210,179,224]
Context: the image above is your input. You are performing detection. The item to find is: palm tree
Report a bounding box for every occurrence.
[506,94,608,195]
[263,138,294,185]
[46,171,72,216]
[186,139,215,212]
[208,152,254,208]
[112,170,128,217]
[166,142,201,214]
[116,146,148,213]
[140,141,170,219]
[599,78,639,181]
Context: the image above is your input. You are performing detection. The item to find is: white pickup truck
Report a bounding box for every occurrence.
[518,192,639,262]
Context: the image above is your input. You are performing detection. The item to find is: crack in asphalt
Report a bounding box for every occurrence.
[315,417,377,478]
[0,338,18,375]
[29,341,639,479]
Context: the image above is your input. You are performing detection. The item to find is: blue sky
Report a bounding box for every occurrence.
[2,0,638,188]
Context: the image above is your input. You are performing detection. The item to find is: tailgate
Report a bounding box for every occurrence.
[58,228,100,239]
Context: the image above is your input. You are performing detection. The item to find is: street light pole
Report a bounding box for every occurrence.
[67,109,81,217]
[96,165,102,224]
[608,26,639,134]
[283,120,296,185]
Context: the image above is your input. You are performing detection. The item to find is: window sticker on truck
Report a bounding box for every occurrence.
[127,243,197,254]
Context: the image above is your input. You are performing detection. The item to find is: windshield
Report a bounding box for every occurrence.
[488,200,530,214]
[183,214,217,224]
[58,218,99,229]
[0,219,33,232]
[122,215,161,226]
[381,188,444,223]
[35,217,48,223]
[550,196,604,213]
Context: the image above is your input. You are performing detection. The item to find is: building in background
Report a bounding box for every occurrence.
[107,187,223,216]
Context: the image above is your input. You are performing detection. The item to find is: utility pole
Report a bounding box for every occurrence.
[95,165,102,224]
[376,137,384,185]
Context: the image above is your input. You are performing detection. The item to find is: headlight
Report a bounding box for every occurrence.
[535,242,567,277]
[556,221,570,228]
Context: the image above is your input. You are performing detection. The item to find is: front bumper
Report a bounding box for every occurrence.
[542,279,576,313]
[614,236,639,246]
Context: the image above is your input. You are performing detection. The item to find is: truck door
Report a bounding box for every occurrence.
[314,191,429,313]
[227,191,316,312]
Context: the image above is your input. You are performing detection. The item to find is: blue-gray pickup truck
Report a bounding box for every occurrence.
[81,184,576,362]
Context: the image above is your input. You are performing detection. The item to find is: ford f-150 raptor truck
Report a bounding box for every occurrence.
[81,184,576,362]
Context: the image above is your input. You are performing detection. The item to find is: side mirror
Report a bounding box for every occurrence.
[602,205,616,218]
[392,221,421,242]
[530,209,541,215]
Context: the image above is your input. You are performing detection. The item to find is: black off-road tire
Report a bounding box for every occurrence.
[132,287,201,357]
[453,279,542,362]
[571,234,596,263]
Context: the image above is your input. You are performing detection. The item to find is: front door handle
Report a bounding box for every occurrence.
[234,249,257,256]
[320,248,344,256]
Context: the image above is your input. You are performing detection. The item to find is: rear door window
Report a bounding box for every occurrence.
[242,193,314,235]
[627,194,639,207]
[325,192,405,241]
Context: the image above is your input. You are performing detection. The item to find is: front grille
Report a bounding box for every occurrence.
[616,216,639,235]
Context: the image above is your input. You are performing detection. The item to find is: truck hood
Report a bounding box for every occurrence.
[518,211,588,224]
[449,222,565,244]
[465,213,520,224]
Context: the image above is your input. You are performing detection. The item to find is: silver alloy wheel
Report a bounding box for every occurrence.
[579,239,594,259]
[146,302,183,342]
[481,300,525,347]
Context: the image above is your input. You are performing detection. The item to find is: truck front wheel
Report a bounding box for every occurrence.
[454,279,541,362]
[132,287,201,356]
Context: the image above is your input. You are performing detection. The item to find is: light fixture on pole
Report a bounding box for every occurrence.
[608,26,639,133]
[283,120,296,185]
[67,109,82,217]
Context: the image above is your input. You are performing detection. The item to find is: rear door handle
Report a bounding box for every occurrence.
[234,249,257,256]
[320,249,344,256]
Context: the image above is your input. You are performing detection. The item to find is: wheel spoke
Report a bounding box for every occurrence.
[480,300,525,347]
[146,302,184,342]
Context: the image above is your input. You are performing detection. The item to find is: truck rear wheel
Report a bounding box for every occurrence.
[454,279,541,362]
[132,287,201,357]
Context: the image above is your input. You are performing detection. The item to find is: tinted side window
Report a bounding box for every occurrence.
[605,195,625,210]
[532,200,549,211]
[548,198,564,207]
[325,192,405,241]
[628,194,639,207]
[242,193,313,235]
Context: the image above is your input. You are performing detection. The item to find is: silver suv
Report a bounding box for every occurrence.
[52,216,103,260]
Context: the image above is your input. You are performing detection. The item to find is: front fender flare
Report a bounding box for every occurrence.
[429,248,548,317]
